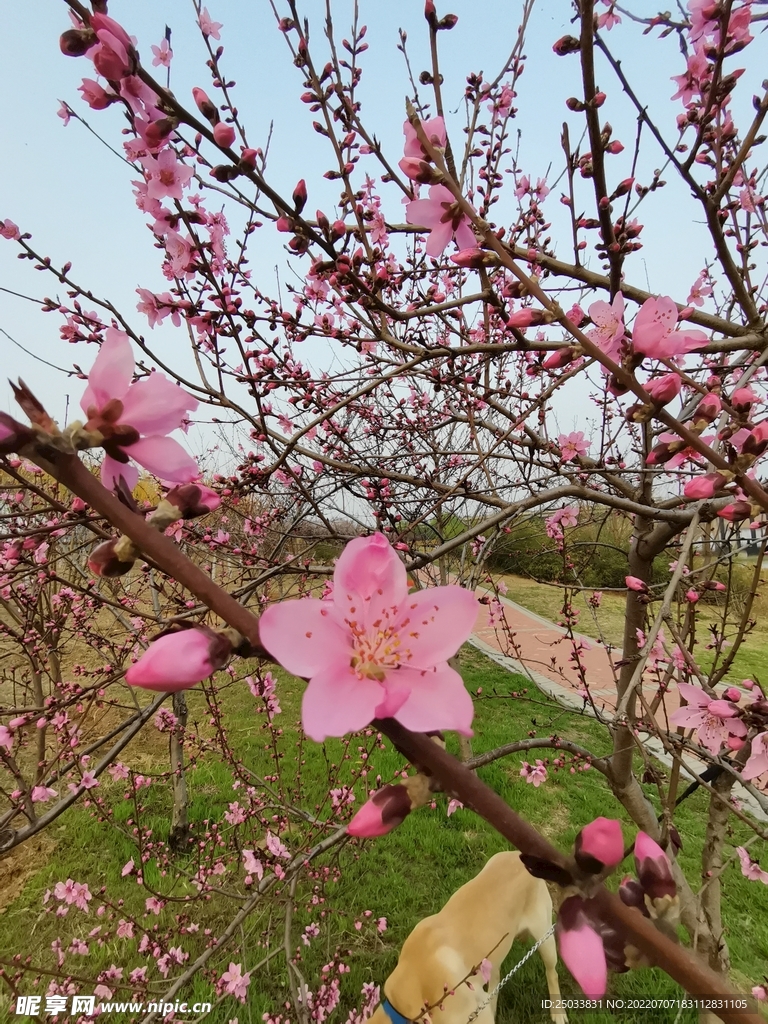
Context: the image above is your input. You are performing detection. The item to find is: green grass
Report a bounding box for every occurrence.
[1,646,767,1023]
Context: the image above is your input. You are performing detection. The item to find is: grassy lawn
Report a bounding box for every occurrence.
[1,646,767,1023]
[498,572,768,682]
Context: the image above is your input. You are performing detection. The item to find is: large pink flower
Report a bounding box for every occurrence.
[669,682,747,755]
[405,184,476,258]
[258,533,479,741]
[80,327,199,490]
[632,296,707,359]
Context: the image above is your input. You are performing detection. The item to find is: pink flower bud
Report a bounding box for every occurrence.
[164,483,220,519]
[552,35,581,56]
[732,387,758,412]
[742,678,756,690]
[574,817,624,872]
[213,122,236,148]
[450,247,495,269]
[60,28,95,56]
[192,87,218,123]
[347,784,412,837]
[292,179,307,213]
[625,576,648,593]
[398,157,439,184]
[240,148,258,170]
[507,308,548,329]
[695,392,722,424]
[618,876,650,917]
[718,501,752,522]
[685,588,700,603]
[556,897,608,999]
[543,346,578,370]
[634,832,676,900]
[645,372,682,407]
[125,628,233,692]
[723,687,741,702]
[742,421,768,458]
[708,699,739,719]
[684,472,729,500]
[88,537,136,578]
[727,735,746,751]
[90,13,134,55]
[605,140,624,154]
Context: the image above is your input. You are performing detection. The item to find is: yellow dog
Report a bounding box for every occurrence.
[369,851,568,1024]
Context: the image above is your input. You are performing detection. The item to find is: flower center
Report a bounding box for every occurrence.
[350,625,405,680]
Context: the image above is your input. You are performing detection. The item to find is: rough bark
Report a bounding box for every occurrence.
[168,691,191,853]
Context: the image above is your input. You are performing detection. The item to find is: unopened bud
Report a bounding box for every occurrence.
[60,28,96,56]
[293,179,307,213]
[192,86,219,123]
[87,535,138,578]
[634,832,676,901]
[552,35,581,56]
[213,122,236,148]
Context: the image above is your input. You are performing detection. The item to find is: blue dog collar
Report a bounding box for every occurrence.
[382,998,412,1024]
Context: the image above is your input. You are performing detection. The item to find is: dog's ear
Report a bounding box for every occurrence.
[520,854,574,888]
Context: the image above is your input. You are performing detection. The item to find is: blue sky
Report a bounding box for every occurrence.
[1,1,764,452]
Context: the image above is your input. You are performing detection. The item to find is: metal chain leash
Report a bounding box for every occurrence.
[465,923,556,1024]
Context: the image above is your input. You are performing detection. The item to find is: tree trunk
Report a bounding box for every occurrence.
[697,772,733,974]
[168,692,191,853]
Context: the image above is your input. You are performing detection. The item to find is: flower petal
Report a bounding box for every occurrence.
[425,220,454,258]
[676,682,712,709]
[302,664,383,742]
[453,219,476,252]
[394,587,479,668]
[126,435,199,482]
[333,533,408,610]
[119,373,198,435]
[100,454,138,492]
[259,599,351,678]
[391,663,474,735]
[81,327,134,414]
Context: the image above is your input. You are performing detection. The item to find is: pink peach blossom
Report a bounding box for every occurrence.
[632,296,707,359]
[558,431,590,462]
[736,846,768,884]
[406,184,476,258]
[586,292,625,363]
[669,682,747,755]
[79,327,199,490]
[259,533,479,741]
[141,150,194,201]
[198,7,223,39]
[78,79,113,110]
[220,962,250,1002]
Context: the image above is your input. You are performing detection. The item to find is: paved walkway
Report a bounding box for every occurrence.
[468,587,768,824]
